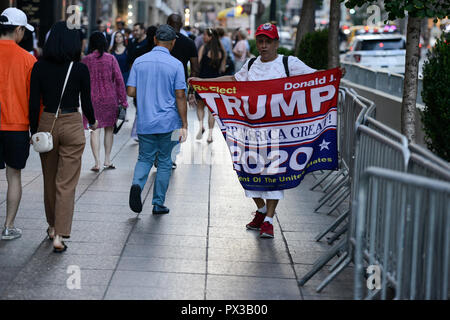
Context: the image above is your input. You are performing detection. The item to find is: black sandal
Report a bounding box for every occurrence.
[53,241,67,253]
[46,228,54,240]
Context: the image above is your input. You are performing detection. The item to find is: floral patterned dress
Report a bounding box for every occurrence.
[82,51,128,128]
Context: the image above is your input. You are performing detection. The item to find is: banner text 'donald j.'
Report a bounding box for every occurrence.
[191,68,342,191]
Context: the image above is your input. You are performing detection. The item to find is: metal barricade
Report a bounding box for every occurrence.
[408,153,450,181]
[408,143,450,172]
[299,124,410,290]
[365,117,408,148]
[299,83,449,297]
[313,88,368,200]
[355,167,450,299]
[318,116,401,244]
[341,62,424,104]
[313,89,371,243]
[315,91,376,244]
[310,88,349,191]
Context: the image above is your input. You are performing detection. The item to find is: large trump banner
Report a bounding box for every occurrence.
[191,68,341,191]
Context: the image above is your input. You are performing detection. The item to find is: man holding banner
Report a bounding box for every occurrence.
[189,23,342,238]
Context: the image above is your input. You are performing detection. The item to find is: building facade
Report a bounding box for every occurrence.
[1,0,186,44]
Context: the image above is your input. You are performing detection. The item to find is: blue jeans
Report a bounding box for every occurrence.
[132,132,178,207]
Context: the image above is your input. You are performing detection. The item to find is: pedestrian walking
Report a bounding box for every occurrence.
[135,25,156,59]
[233,28,249,72]
[127,24,188,214]
[167,14,199,81]
[167,13,199,169]
[194,26,204,50]
[96,20,111,45]
[110,31,130,87]
[195,28,227,143]
[217,27,235,75]
[189,23,321,238]
[82,32,128,172]
[29,21,98,252]
[109,20,126,49]
[0,8,36,240]
[128,23,148,67]
[128,23,148,142]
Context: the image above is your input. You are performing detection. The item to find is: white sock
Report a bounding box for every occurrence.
[257,205,267,214]
[264,216,273,224]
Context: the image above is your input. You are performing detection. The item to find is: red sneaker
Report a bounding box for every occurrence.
[246,211,266,230]
[260,221,274,238]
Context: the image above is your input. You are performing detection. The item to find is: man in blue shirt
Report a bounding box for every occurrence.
[127,24,188,214]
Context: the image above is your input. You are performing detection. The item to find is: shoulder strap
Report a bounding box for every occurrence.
[283,55,289,77]
[247,57,257,71]
[50,62,73,133]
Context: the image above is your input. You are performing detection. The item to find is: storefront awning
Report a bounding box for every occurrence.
[217,6,248,19]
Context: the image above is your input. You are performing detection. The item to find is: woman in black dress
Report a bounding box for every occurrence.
[195,28,227,143]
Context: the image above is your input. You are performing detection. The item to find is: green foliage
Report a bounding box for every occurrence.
[343,0,449,20]
[420,34,450,161]
[277,46,294,56]
[297,28,329,70]
[249,39,258,57]
[248,39,294,57]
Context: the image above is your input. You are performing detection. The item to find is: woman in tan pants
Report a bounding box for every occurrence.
[29,22,97,252]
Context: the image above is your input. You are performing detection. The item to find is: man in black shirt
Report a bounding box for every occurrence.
[166,14,199,170]
[167,14,199,81]
[96,20,111,46]
[127,22,148,67]
[127,23,149,142]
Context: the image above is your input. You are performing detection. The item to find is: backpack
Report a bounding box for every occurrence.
[247,55,290,77]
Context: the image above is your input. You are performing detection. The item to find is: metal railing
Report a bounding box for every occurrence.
[341,62,424,105]
[299,86,450,298]
[310,124,411,292]
[300,88,374,285]
[355,167,450,299]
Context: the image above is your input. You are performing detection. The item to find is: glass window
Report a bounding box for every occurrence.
[360,39,406,50]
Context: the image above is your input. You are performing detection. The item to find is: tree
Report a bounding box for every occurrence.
[298,29,329,69]
[421,34,450,161]
[344,0,450,143]
[328,0,341,68]
[295,0,317,56]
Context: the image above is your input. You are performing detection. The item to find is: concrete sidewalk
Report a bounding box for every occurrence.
[0,104,353,300]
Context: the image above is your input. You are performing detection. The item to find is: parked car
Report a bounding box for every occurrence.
[279,30,294,51]
[342,34,406,74]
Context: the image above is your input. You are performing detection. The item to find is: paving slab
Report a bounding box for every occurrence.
[104,285,204,300]
[108,270,205,289]
[2,284,107,300]
[206,275,301,300]
[122,244,206,260]
[117,256,206,274]
[208,260,295,279]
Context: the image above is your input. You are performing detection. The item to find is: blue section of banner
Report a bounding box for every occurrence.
[228,129,338,191]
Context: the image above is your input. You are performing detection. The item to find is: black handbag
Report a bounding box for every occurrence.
[113,105,127,134]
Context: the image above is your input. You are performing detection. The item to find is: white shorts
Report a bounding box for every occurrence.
[244,190,284,200]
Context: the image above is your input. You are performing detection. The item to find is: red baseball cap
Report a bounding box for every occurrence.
[255,23,279,40]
